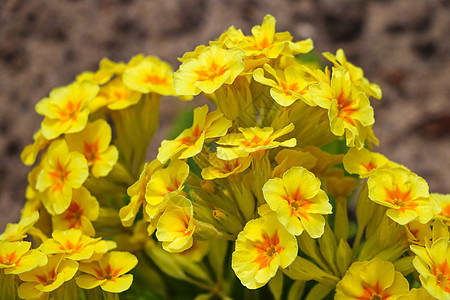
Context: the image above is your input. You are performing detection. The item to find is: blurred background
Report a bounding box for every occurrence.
[0,0,449,229]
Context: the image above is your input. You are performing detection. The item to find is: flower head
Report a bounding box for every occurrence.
[51,186,99,237]
[411,237,450,299]
[232,212,297,289]
[263,166,332,237]
[335,258,409,299]
[156,195,196,253]
[36,140,89,215]
[253,64,311,107]
[65,119,118,178]
[434,193,450,225]
[76,251,137,293]
[0,241,47,274]
[0,211,39,242]
[368,167,439,225]
[309,68,375,149]
[157,105,232,163]
[216,123,296,160]
[35,81,99,139]
[89,77,141,112]
[201,153,252,180]
[174,45,245,95]
[18,254,78,299]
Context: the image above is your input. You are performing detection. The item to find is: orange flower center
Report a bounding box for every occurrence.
[144,74,169,86]
[83,140,99,164]
[359,282,390,300]
[384,185,416,212]
[252,231,282,270]
[433,261,450,292]
[195,60,228,82]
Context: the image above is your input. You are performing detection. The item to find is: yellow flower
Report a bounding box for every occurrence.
[263,166,332,238]
[119,160,162,227]
[397,288,436,300]
[39,229,109,262]
[309,68,375,149]
[89,77,141,113]
[65,119,118,178]
[434,193,450,225]
[411,237,450,299]
[343,147,402,178]
[76,251,137,293]
[0,241,47,274]
[157,105,232,163]
[36,140,89,215]
[52,186,99,236]
[216,123,296,160]
[92,54,144,85]
[145,159,189,218]
[174,45,245,95]
[35,81,99,139]
[0,211,39,242]
[405,221,432,246]
[156,195,196,253]
[124,56,175,96]
[231,212,297,289]
[368,167,438,225]
[253,64,311,107]
[335,258,409,299]
[21,130,52,166]
[323,48,382,99]
[18,254,78,300]
[201,153,252,180]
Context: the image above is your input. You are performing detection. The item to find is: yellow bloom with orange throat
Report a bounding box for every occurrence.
[65,119,118,178]
[174,45,245,95]
[36,140,89,215]
[156,195,196,253]
[309,68,375,149]
[368,167,439,225]
[157,105,232,163]
[263,166,332,238]
[411,237,450,299]
[0,241,47,274]
[216,123,296,160]
[232,212,297,289]
[35,81,99,140]
[76,251,137,293]
[335,258,409,299]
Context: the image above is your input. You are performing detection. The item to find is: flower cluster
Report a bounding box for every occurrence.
[2,14,448,300]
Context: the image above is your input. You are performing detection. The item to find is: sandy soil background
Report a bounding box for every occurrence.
[0,0,449,229]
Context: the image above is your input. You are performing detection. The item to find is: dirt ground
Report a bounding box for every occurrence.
[0,0,449,229]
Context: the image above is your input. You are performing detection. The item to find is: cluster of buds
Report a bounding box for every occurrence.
[1,14,449,300]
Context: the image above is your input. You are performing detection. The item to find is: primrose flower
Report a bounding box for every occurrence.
[0,241,47,274]
[335,258,409,300]
[124,56,175,96]
[92,54,144,85]
[263,166,332,238]
[232,212,297,289]
[253,64,311,107]
[433,193,450,224]
[76,251,137,293]
[201,153,252,180]
[272,148,317,178]
[18,254,78,300]
[224,14,313,63]
[0,211,39,241]
[119,160,163,227]
[368,167,439,225]
[174,45,245,95]
[309,68,375,149]
[145,159,189,218]
[343,147,392,178]
[323,48,382,99]
[157,105,232,163]
[52,186,99,236]
[89,77,141,112]
[65,119,118,178]
[411,237,450,299]
[216,123,296,160]
[40,229,109,262]
[36,140,89,215]
[156,195,196,253]
[35,81,100,140]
